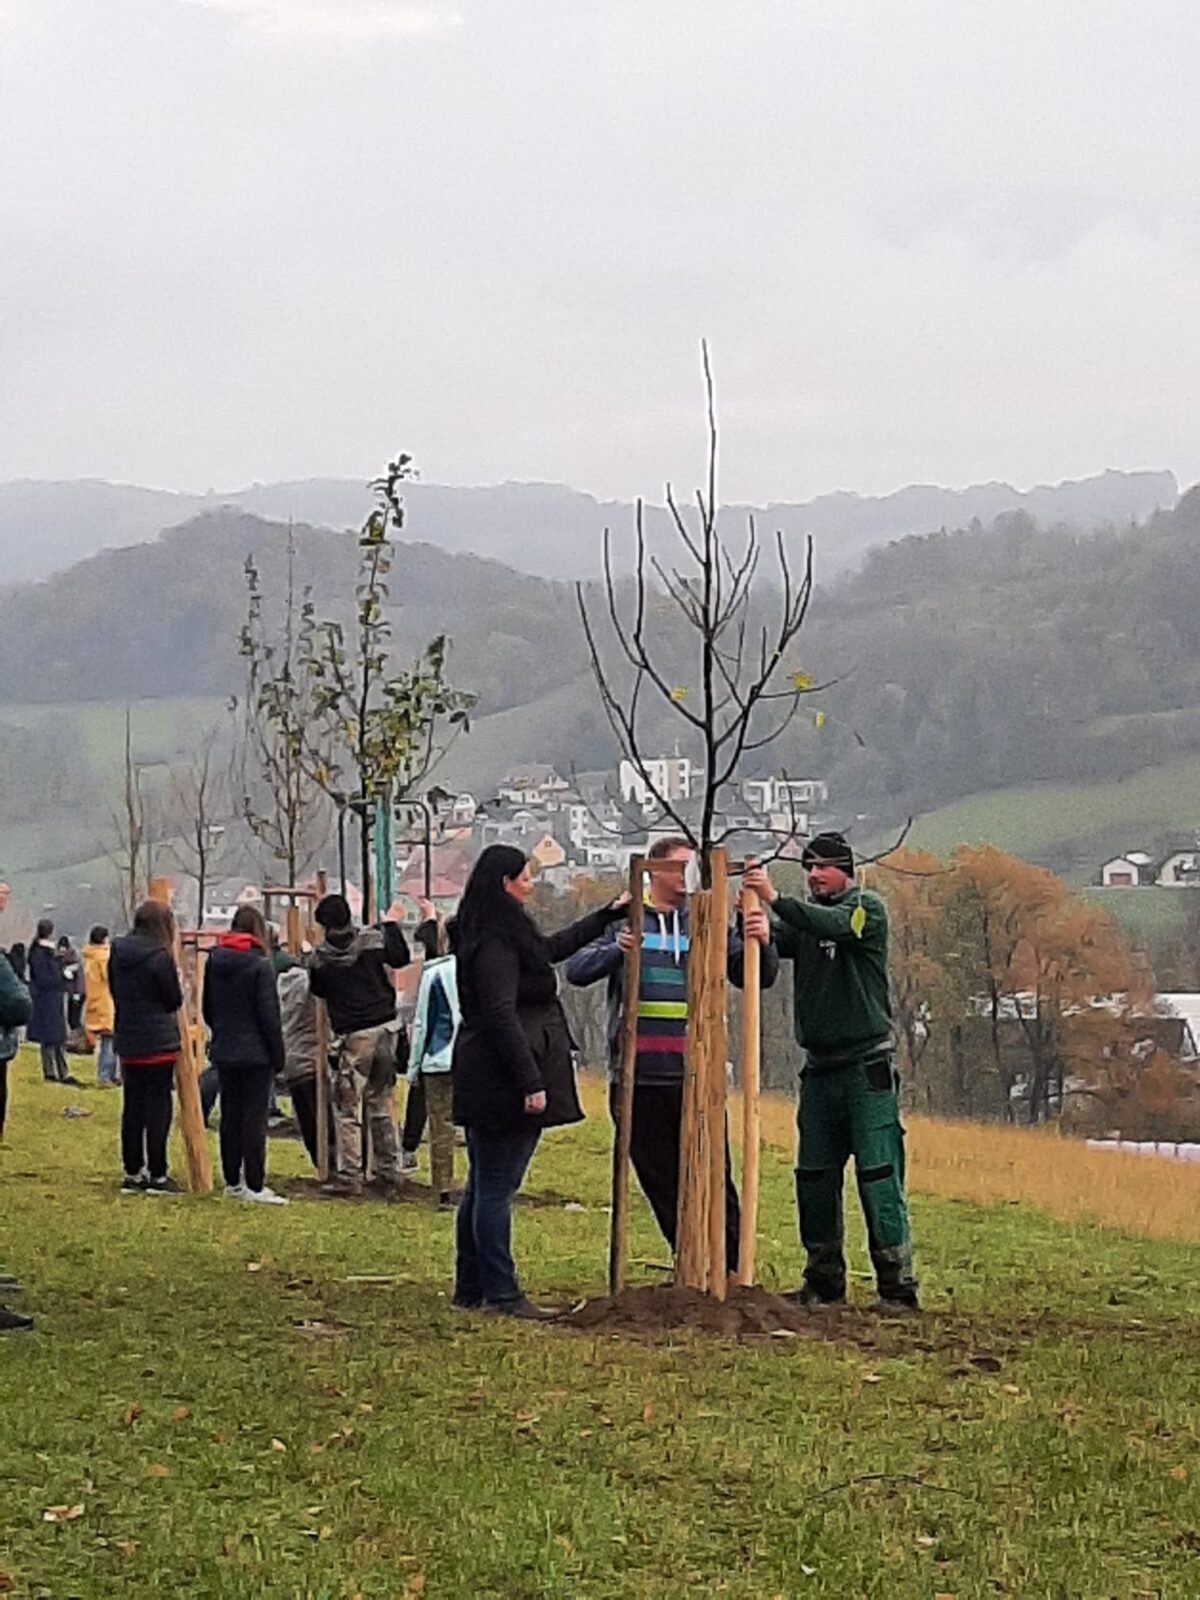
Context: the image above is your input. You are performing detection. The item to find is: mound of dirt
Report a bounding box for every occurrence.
[567,1283,872,1341]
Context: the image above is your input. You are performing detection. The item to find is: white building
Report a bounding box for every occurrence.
[619,754,703,811]
[1157,851,1200,888]
[741,775,828,814]
[1099,852,1156,888]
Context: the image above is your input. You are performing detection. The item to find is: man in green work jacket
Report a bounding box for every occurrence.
[744,834,918,1310]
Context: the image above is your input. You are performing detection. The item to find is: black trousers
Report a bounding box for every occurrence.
[609,1079,741,1273]
[401,1073,427,1154]
[0,1057,8,1136]
[215,1061,274,1191]
[121,1062,175,1180]
[290,1076,336,1171]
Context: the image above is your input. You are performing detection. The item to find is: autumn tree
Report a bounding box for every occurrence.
[300,456,475,918]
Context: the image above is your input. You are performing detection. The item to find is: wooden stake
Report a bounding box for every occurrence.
[311,872,330,1182]
[608,857,645,1298]
[736,886,762,1286]
[676,883,714,1290]
[149,876,212,1193]
[706,848,729,1302]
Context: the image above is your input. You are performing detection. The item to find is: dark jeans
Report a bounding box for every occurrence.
[609,1079,741,1274]
[199,1065,220,1126]
[121,1062,175,1180]
[401,1073,427,1153]
[40,1043,69,1082]
[454,1124,541,1306]
[289,1076,336,1171]
[216,1061,274,1192]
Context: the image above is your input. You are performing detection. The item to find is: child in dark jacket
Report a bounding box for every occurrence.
[202,905,287,1205]
[110,900,184,1194]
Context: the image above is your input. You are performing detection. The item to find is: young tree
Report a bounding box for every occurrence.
[301,456,475,919]
[163,726,239,926]
[238,525,332,888]
[105,705,149,924]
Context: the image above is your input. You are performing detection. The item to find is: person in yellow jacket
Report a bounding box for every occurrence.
[83,926,118,1086]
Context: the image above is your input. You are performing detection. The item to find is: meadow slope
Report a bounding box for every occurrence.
[0,1061,1197,1598]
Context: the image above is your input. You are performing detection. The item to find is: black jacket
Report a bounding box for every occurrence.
[202,937,286,1076]
[309,921,409,1035]
[109,932,183,1060]
[452,903,624,1133]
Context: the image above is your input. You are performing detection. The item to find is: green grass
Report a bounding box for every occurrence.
[904,754,1200,879]
[1087,885,1194,946]
[2,1056,1198,1597]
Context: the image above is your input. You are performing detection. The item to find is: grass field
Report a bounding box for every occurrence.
[2,1059,1198,1598]
[902,755,1200,881]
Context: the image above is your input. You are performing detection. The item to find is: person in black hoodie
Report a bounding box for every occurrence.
[451,844,628,1319]
[309,893,410,1194]
[203,904,288,1205]
[109,900,184,1194]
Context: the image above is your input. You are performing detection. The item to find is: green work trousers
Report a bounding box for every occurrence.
[423,1071,456,1199]
[795,1054,917,1302]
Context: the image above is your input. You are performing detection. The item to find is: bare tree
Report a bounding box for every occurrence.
[576,345,819,885]
[238,524,332,887]
[164,727,239,926]
[105,705,149,924]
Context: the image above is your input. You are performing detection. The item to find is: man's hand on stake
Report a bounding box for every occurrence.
[742,860,777,905]
[617,925,637,953]
[743,907,770,946]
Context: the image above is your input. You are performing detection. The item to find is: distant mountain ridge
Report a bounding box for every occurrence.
[0,468,1178,587]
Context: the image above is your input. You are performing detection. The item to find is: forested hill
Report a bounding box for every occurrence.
[2,488,1200,826]
[0,467,1177,586]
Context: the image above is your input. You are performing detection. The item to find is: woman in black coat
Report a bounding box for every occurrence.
[202,904,287,1205]
[27,919,73,1085]
[109,900,184,1194]
[451,844,627,1318]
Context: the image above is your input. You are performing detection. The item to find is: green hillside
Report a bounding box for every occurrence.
[903,755,1200,880]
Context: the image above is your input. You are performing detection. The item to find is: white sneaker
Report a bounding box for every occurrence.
[225,1182,247,1199]
[243,1186,288,1206]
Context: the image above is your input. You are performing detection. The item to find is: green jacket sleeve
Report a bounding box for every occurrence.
[771,892,887,948]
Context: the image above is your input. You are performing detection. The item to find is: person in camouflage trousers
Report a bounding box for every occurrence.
[744,834,918,1310]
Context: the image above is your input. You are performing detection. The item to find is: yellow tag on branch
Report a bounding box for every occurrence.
[814,711,826,729]
[670,687,687,702]
[792,671,814,690]
[850,902,867,938]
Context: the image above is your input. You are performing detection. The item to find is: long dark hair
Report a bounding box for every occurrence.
[133,899,176,952]
[455,845,537,964]
[231,904,269,951]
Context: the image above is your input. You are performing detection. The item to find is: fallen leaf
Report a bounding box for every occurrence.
[172,1406,190,1422]
[270,1438,287,1453]
[800,1565,817,1576]
[0,1573,15,1593]
[43,1504,85,1522]
[114,1540,138,1558]
[554,1535,573,1554]
[862,1372,883,1384]
[146,1464,169,1479]
[642,1403,656,1422]
[408,1575,426,1594]
[247,1262,263,1273]
[122,1404,142,1427]
[916,1534,936,1547]
[1001,1384,1021,1396]
[1169,1465,1188,1482]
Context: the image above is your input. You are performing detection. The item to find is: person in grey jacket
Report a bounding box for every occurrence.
[565,837,777,1271]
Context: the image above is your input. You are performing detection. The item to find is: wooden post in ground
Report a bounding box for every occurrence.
[676,850,731,1292]
[736,885,762,1286]
[608,857,645,1298]
[149,876,212,1193]
[310,872,331,1183]
[704,848,729,1302]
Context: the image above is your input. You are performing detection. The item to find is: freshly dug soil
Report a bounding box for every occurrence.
[567,1283,877,1341]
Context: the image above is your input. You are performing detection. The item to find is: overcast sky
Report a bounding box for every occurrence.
[2,0,1198,503]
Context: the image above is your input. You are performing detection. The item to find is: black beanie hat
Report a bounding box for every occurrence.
[801,831,854,875]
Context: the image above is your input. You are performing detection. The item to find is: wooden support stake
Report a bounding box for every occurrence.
[736,886,762,1286]
[608,857,645,1298]
[706,848,729,1302]
[149,876,211,1194]
[309,871,331,1182]
[676,883,714,1290]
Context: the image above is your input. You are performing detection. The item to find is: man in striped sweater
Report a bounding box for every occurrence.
[566,837,777,1270]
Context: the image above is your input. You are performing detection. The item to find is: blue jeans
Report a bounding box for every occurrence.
[96,1034,120,1086]
[454,1125,541,1306]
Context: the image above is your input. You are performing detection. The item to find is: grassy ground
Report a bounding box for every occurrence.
[1,1056,1198,1599]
